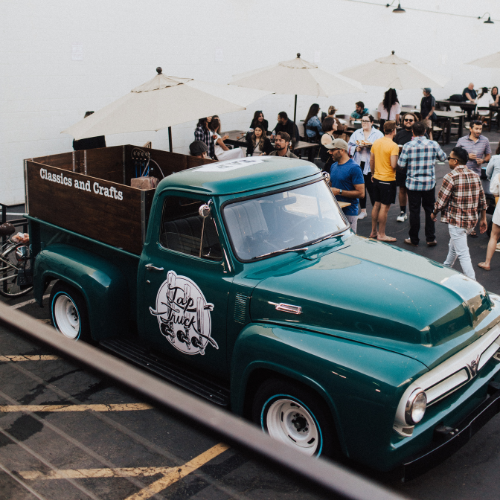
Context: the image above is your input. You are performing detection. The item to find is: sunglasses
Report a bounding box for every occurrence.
[404,119,415,122]
[447,156,458,161]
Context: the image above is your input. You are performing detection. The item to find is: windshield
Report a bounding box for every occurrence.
[223,180,349,261]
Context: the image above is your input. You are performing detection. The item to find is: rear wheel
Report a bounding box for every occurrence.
[50,282,91,341]
[252,379,339,458]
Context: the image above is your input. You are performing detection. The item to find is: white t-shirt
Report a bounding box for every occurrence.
[377,102,401,120]
[476,94,494,115]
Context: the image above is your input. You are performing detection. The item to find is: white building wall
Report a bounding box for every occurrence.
[2,0,499,205]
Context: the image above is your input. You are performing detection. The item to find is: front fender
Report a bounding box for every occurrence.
[231,323,428,465]
[34,244,129,340]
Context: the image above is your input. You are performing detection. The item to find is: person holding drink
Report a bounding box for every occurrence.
[347,115,383,219]
[456,120,492,236]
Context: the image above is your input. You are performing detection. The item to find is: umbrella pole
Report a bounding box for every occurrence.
[168,126,173,152]
[293,95,297,124]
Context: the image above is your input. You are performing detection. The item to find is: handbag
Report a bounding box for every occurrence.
[490,173,500,197]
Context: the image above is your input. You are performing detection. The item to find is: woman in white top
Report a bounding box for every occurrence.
[347,114,384,219]
[479,147,500,270]
[377,88,401,129]
[210,117,244,160]
[476,87,495,119]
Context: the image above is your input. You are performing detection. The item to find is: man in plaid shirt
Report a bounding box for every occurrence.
[398,121,447,247]
[194,117,216,159]
[431,146,487,280]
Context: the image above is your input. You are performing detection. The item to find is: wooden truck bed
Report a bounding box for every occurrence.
[25,145,212,255]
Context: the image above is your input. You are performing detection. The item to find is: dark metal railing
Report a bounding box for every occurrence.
[0,301,407,500]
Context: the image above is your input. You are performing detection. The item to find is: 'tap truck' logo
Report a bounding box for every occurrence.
[149,271,218,355]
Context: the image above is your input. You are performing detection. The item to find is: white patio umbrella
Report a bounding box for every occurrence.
[339,51,447,90]
[63,67,272,150]
[231,53,364,123]
[467,52,500,68]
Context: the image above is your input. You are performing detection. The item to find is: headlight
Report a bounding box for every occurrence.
[405,389,427,425]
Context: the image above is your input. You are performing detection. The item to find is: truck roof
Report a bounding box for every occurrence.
[160,157,320,196]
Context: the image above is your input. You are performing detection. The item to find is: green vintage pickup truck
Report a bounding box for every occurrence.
[24,147,500,479]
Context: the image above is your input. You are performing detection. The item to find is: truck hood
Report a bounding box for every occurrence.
[249,235,495,368]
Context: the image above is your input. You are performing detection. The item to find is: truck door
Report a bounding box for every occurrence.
[138,193,231,378]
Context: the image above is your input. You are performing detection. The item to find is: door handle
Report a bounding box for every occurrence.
[145,264,164,272]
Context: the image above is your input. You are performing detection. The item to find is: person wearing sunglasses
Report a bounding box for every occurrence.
[393,112,420,222]
[431,147,487,280]
[347,115,383,220]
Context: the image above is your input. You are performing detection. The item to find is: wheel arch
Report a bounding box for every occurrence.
[35,245,130,341]
[230,322,427,463]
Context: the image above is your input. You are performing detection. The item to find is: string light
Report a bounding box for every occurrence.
[343,0,498,22]
[386,1,405,13]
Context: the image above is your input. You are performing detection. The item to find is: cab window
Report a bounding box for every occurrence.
[159,196,222,261]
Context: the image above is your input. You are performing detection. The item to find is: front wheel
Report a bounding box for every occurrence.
[252,379,339,458]
[50,282,91,342]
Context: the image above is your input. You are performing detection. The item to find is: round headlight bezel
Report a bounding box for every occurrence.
[404,389,427,425]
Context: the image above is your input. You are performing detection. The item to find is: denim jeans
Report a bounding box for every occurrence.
[443,224,475,280]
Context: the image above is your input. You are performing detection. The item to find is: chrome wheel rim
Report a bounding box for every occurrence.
[265,398,319,456]
[54,294,80,339]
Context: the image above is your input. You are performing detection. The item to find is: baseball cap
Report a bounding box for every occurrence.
[189,140,208,156]
[325,138,348,150]
[423,87,432,93]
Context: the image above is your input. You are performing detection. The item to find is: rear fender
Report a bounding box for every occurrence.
[34,244,129,340]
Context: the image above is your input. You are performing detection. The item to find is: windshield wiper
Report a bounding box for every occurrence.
[308,231,340,246]
[253,230,346,260]
[253,246,310,260]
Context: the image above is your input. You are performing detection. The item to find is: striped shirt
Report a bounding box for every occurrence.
[456,134,492,175]
[397,137,447,191]
[434,165,487,229]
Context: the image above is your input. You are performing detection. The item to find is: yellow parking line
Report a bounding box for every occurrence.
[0,355,59,362]
[0,403,153,412]
[20,466,173,480]
[18,442,230,498]
[125,443,229,500]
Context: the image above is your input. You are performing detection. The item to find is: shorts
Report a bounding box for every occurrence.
[372,178,397,206]
[396,168,407,188]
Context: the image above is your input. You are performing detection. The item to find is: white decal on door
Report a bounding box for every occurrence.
[149,271,218,355]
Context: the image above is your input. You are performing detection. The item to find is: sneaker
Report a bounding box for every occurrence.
[404,238,418,247]
[397,211,408,222]
[358,211,367,220]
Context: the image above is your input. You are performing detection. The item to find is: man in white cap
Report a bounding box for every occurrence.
[421,88,436,140]
[326,138,365,233]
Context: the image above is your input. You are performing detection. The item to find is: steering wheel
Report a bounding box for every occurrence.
[288,217,318,238]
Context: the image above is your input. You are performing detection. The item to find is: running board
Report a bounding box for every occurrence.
[100,338,230,407]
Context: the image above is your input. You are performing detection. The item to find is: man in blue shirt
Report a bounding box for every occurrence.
[327,139,365,233]
[350,101,370,122]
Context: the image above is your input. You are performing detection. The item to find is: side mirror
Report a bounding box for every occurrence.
[199,204,211,218]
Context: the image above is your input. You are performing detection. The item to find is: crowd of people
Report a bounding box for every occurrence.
[328,114,500,281]
[188,85,500,279]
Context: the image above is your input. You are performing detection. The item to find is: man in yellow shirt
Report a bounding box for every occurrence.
[369,121,399,242]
